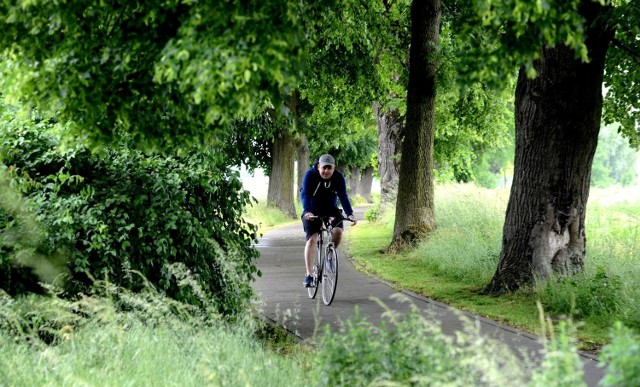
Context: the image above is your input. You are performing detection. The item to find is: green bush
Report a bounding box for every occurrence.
[541,267,622,319]
[313,298,528,386]
[364,202,381,222]
[0,112,258,316]
[530,319,586,386]
[600,322,640,386]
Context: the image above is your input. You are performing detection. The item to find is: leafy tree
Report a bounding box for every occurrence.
[0,0,309,148]
[238,1,387,216]
[391,0,441,247]
[448,0,639,292]
[370,1,515,228]
[0,109,257,315]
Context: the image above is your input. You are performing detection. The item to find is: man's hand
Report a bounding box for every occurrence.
[348,214,357,225]
[304,212,315,220]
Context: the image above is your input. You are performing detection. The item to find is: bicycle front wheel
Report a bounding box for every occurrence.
[307,241,322,299]
[321,244,338,305]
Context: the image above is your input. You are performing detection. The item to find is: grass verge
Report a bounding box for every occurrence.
[346,183,640,351]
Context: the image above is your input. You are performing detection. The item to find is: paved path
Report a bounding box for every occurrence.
[252,208,604,385]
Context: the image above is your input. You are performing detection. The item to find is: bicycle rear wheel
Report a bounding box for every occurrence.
[321,244,338,305]
[307,240,322,299]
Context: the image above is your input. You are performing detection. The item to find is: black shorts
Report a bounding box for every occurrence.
[302,208,344,240]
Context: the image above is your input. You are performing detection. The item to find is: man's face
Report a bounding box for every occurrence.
[318,164,335,179]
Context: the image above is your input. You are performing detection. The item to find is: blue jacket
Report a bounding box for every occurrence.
[301,164,353,217]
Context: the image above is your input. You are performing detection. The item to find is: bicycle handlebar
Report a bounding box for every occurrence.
[307,215,356,224]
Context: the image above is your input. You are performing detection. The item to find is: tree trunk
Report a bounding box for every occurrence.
[486,1,614,293]
[267,129,297,218]
[358,166,374,203]
[296,132,309,202]
[374,102,403,209]
[391,0,440,247]
[348,166,360,197]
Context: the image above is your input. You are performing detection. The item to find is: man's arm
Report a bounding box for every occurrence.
[300,168,313,216]
[335,172,354,217]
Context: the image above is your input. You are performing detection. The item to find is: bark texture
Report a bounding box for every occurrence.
[391,0,440,246]
[267,130,297,218]
[486,1,614,293]
[374,102,403,208]
[357,166,374,203]
[296,132,309,201]
[348,166,360,196]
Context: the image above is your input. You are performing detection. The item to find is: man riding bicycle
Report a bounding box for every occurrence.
[300,154,357,287]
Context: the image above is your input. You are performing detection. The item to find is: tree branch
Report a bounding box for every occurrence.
[611,37,640,65]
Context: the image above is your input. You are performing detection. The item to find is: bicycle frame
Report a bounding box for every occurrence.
[315,219,335,280]
[307,215,350,305]
[309,218,332,287]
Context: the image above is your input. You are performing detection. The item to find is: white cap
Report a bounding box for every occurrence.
[319,154,335,167]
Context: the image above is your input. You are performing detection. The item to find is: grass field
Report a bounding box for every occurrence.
[347,183,640,350]
[2,184,639,384]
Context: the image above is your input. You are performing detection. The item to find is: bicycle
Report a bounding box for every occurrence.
[307,215,354,305]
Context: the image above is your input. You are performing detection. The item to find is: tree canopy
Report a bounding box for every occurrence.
[451,0,639,145]
[0,0,311,147]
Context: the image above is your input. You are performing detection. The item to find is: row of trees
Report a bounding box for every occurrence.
[1,0,638,296]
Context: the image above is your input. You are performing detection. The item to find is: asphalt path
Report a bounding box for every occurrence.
[252,207,604,386]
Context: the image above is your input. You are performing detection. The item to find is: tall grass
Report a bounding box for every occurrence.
[542,187,640,329]
[4,287,638,386]
[415,184,509,284]
[312,296,640,386]
[244,200,300,235]
[1,319,306,386]
[421,184,639,326]
[3,188,640,385]
[0,282,308,386]
[366,183,640,334]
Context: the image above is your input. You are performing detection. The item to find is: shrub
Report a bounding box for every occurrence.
[541,267,622,319]
[364,202,381,222]
[600,322,640,386]
[530,319,585,386]
[313,297,528,386]
[0,112,258,316]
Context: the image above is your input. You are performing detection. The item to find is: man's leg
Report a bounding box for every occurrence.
[331,227,344,247]
[305,233,318,275]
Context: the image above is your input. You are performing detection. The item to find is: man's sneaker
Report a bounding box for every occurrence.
[303,275,314,288]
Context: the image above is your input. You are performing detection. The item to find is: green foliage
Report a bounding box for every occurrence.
[531,315,585,387]
[591,124,638,188]
[364,204,381,222]
[600,322,640,387]
[540,268,623,320]
[301,4,383,127]
[450,0,590,84]
[435,20,516,182]
[0,283,308,386]
[0,0,309,147]
[602,1,640,146]
[226,112,280,175]
[0,112,259,316]
[313,298,528,386]
[301,0,409,127]
[308,117,378,173]
[450,0,639,145]
[470,144,514,188]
